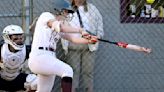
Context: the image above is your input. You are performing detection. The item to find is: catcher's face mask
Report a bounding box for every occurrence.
[2,25,25,50]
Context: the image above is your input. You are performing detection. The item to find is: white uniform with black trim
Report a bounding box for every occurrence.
[28,12,73,92]
[31,12,59,52]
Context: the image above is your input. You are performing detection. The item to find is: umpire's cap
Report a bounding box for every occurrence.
[54,0,74,14]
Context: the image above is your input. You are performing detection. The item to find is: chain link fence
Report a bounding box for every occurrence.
[0,0,164,92]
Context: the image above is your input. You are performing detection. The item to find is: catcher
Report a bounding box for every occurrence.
[0,25,37,92]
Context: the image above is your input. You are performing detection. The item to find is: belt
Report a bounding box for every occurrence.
[38,47,55,51]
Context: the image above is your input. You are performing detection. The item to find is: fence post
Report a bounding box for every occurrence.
[22,0,30,45]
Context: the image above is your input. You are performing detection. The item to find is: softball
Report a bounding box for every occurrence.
[146,0,155,4]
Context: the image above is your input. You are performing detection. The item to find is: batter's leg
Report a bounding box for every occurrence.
[61,77,72,92]
[37,74,55,92]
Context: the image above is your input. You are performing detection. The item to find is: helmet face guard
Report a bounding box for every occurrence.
[2,25,25,50]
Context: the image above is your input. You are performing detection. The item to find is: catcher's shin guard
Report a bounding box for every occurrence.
[61,77,72,92]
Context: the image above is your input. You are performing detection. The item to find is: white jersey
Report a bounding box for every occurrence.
[0,43,26,81]
[31,12,61,52]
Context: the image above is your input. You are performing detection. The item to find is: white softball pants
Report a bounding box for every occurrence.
[28,51,73,92]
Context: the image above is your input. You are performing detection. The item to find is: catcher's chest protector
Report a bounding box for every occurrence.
[0,43,26,80]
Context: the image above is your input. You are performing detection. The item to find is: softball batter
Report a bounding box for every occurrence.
[28,0,98,92]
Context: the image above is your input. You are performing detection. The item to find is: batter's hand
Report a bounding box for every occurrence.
[78,28,91,39]
[82,33,92,39]
[88,35,98,44]
[79,29,98,44]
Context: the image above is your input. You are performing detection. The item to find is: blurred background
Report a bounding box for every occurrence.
[0,0,164,92]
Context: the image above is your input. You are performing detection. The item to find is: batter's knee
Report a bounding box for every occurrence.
[63,65,73,78]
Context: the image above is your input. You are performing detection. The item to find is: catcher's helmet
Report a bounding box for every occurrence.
[2,25,25,50]
[53,0,74,14]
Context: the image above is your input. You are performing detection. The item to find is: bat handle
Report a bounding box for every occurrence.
[98,38,118,44]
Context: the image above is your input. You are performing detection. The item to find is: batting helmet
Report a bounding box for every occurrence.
[53,0,74,14]
[2,25,25,50]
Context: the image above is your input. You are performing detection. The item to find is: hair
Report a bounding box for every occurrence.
[71,0,88,12]
[29,17,38,34]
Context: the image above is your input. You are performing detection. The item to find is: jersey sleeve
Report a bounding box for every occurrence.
[38,12,55,26]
